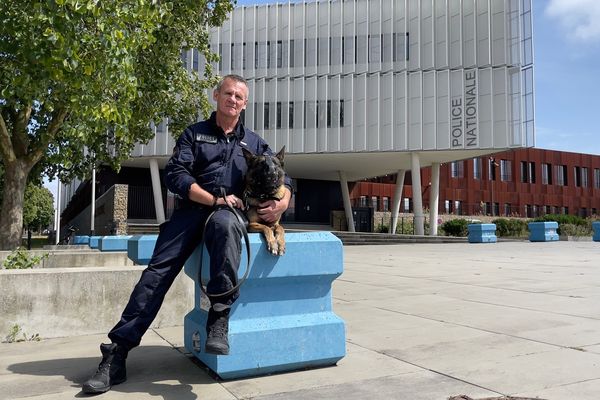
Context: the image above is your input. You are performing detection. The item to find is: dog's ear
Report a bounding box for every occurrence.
[275,146,285,164]
[242,147,255,164]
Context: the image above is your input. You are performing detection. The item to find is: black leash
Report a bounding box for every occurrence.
[197,188,251,299]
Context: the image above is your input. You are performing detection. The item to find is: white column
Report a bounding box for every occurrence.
[411,152,425,235]
[55,179,61,245]
[389,169,406,234]
[339,171,355,232]
[429,162,440,236]
[90,168,96,235]
[149,158,166,224]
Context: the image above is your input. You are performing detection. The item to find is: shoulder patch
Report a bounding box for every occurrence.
[195,133,218,144]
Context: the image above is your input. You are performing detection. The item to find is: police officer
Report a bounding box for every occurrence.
[83,74,292,394]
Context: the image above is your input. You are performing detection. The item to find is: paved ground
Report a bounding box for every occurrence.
[2,241,600,399]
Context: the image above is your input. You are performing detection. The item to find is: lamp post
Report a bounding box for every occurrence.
[490,157,499,216]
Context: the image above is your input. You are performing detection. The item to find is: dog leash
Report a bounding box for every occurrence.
[197,187,251,299]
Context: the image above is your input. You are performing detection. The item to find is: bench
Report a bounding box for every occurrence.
[593,221,600,242]
[183,231,346,379]
[73,235,90,245]
[98,235,133,252]
[127,235,159,265]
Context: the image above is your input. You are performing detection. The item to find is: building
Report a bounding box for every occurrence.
[59,0,535,236]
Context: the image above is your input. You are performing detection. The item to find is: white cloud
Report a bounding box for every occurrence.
[546,0,600,42]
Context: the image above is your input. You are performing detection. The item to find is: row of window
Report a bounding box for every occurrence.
[198,34,410,72]
[243,100,345,130]
[452,159,600,189]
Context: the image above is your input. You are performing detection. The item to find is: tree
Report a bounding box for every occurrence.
[0,0,233,249]
[23,184,55,232]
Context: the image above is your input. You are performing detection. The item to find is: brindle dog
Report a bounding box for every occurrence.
[242,146,287,256]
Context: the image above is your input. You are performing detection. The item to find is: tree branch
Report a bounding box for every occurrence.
[0,112,16,163]
[12,105,33,157]
[28,108,69,166]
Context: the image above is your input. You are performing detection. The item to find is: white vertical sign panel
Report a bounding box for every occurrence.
[367,74,379,151]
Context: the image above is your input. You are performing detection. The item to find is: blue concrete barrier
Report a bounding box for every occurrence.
[73,235,90,245]
[89,236,102,249]
[528,221,559,242]
[98,235,133,252]
[468,223,497,243]
[184,231,346,380]
[593,221,600,242]
[127,235,159,265]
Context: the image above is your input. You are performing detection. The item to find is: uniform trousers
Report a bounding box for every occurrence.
[108,206,244,351]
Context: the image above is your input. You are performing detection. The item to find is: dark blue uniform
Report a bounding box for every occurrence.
[108,112,291,351]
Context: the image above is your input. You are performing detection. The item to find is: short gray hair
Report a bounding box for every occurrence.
[216,74,248,93]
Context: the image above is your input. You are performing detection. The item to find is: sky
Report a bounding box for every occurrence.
[44,0,600,201]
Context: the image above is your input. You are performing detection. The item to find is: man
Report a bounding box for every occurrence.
[83,74,292,394]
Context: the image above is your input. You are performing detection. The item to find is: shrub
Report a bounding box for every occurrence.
[559,223,592,237]
[2,248,48,270]
[492,218,528,237]
[441,218,470,237]
[533,214,587,227]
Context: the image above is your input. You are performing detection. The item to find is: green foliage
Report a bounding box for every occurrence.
[492,218,528,237]
[2,247,48,269]
[441,218,470,237]
[559,223,593,237]
[0,0,234,248]
[533,214,587,226]
[23,184,54,230]
[4,324,41,343]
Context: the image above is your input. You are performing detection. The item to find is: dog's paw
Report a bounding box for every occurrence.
[267,242,279,256]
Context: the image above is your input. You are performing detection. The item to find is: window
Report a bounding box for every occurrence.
[504,203,511,216]
[595,168,600,189]
[521,161,536,183]
[450,161,464,178]
[276,102,282,129]
[574,166,581,187]
[327,100,332,127]
[264,103,269,129]
[371,196,378,210]
[542,163,552,185]
[444,200,452,214]
[277,40,283,68]
[288,102,294,129]
[267,41,271,68]
[454,200,462,215]
[582,167,589,188]
[500,160,512,182]
[289,40,294,67]
[556,165,568,186]
[473,158,482,179]
[359,196,367,207]
[340,99,345,127]
[520,161,527,183]
[218,43,223,71]
[382,197,389,212]
[403,198,410,212]
[243,42,247,70]
[253,102,258,127]
[489,158,498,180]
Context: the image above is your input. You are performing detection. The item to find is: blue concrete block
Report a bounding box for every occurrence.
[593,221,600,242]
[183,231,346,380]
[98,235,133,252]
[468,223,497,243]
[528,221,559,242]
[73,235,90,245]
[127,235,158,265]
[89,236,102,249]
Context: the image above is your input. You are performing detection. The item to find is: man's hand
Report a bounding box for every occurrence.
[256,188,291,223]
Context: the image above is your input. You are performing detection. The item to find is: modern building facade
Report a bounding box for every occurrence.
[60,0,535,236]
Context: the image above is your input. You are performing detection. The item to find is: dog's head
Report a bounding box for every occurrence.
[242,146,285,199]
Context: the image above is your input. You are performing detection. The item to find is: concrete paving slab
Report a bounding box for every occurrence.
[2,241,600,399]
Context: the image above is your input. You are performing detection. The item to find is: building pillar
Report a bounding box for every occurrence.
[149,158,166,224]
[389,170,406,234]
[55,179,61,245]
[339,171,355,233]
[429,162,440,236]
[90,167,96,236]
[411,152,425,235]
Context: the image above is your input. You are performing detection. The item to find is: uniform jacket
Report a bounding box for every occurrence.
[165,112,292,205]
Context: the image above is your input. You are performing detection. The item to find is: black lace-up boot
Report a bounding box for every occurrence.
[205,306,230,355]
[82,343,128,394]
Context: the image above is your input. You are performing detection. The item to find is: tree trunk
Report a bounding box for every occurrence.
[0,160,32,250]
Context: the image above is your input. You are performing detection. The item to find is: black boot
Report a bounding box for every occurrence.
[205,306,230,355]
[82,343,128,394]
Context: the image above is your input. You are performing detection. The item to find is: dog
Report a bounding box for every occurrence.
[241,146,287,256]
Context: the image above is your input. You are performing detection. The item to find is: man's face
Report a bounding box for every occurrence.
[213,78,248,119]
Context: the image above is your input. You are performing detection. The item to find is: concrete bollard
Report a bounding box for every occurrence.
[468,223,497,243]
[98,235,133,252]
[127,235,159,265]
[73,235,90,245]
[593,221,600,242]
[528,221,559,242]
[89,236,102,249]
[183,231,346,380]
